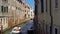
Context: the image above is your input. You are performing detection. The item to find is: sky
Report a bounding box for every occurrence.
[25,0,35,9]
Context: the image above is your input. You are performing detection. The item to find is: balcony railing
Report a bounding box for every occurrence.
[0,12,13,17]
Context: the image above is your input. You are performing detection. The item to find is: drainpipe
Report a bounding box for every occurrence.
[50,0,53,34]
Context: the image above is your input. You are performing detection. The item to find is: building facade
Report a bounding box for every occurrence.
[24,4,30,19]
[34,0,60,34]
[28,8,34,19]
[24,4,34,19]
[0,0,26,31]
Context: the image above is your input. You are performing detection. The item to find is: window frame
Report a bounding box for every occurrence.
[41,0,44,13]
[55,0,58,8]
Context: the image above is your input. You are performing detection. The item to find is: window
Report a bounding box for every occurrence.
[55,28,58,34]
[28,15,30,18]
[25,14,26,18]
[17,0,19,1]
[2,0,8,2]
[16,7,17,9]
[3,18,5,25]
[17,0,22,3]
[55,0,58,8]
[17,0,21,2]
[41,0,44,13]
[25,10,26,12]
[1,6,4,12]
[18,8,21,10]
[2,0,6,1]
[4,7,8,12]
[25,6,26,8]
[50,27,51,34]
[1,6,8,13]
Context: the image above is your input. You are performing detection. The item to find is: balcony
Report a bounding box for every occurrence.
[0,12,12,17]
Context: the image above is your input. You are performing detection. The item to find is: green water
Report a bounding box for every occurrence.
[3,22,25,34]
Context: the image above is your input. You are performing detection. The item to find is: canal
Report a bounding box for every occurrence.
[3,20,34,34]
[3,21,29,34]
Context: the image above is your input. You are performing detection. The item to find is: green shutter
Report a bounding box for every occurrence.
[7,7,8,12]
[1,6,3,12]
